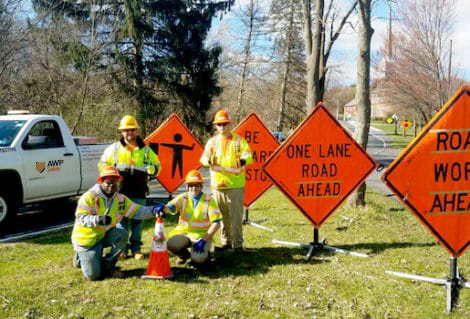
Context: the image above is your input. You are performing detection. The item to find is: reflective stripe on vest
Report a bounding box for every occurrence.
[178,194,211,229]
[210,165,244,174]
[210,135,244,174]
[92,192,126,230]
[72,192,126,246]
[113,142,149,173]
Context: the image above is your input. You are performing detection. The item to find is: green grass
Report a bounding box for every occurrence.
[2,188,470,318]
[371,121,416,149]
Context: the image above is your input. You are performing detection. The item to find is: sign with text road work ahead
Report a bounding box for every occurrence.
[263,103,376,227]
[233,112,280,207]
[383,85,470,257]
[145,113,204,194]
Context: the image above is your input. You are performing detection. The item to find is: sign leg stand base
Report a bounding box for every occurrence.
[273,228,368,261]
[386,257,470,313]
[242,208,250,225]
[242,208,273,232]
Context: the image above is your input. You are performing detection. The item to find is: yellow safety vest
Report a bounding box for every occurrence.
[200,133,253,189]
[99,139,161,198]
[168,193,222,241]
[71,190,139,247]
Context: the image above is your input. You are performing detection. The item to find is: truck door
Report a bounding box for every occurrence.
[20,120,80,200]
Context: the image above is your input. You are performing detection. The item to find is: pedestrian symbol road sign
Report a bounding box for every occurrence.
[383,85,470,257]
[233,112,280,207]
[145,113,204,194]
[263,103,376,227]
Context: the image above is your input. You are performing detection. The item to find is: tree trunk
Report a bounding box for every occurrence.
[304,0,323,111]
[350,0,373,207]
[277,0,295,132]
[236,0,254,123]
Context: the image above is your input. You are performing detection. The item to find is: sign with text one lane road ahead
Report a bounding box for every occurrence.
[263,103,376,228]
[383,85,470,257]
[233,112,280,207]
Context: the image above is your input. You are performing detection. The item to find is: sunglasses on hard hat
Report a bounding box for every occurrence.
[216,123,228,127]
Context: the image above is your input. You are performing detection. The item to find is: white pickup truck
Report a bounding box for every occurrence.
[0,112,108,226]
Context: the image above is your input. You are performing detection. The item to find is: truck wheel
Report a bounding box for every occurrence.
[0,190,17,227]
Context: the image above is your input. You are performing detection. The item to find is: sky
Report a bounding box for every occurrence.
[208,0,470,86]
[18,0,470,86]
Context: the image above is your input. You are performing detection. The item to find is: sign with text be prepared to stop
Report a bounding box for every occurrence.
[233,112,280,207]
[145,113,204,194]
[383,85,470,257]
[263,103,376,227]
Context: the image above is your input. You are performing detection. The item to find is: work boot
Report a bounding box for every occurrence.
[175,249,190,266]
[175,257,188,266]
[134,251,145,260]
[214,243,231,252]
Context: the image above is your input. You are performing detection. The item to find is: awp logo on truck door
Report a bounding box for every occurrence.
[35,160,64,173]
[36,162,45,173]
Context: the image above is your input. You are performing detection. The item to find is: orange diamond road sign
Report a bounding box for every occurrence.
[401,120,412,129]
[145,113,204,194]
[383,85,470,257]
[263,103,376,227]
[233,112,280,207]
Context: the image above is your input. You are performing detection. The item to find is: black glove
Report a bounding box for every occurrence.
[98,215,112,226]
[240,159,246,166]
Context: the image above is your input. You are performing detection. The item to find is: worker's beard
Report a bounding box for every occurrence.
[101,183,118,198]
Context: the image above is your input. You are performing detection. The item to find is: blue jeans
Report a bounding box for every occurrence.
[118,197,146,254]
[74,227,128,281]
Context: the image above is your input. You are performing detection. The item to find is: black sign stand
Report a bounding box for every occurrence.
[242,207,273,232]
[242,208,250,224]
[273,228,368,261]
[386,257,470,313]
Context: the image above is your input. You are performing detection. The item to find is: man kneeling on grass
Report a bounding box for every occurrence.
[71,166,164,281]
[163,169,221,266]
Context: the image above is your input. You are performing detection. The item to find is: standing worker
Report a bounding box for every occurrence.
[71,166,165,280]
[200,110,252,252]
[163,169,221,266]
[99,115,161,260]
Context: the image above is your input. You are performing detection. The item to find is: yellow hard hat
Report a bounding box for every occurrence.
[213,110,230,124]
[184,169,204,184]
[97,166,123,183]
[118,115,140,130]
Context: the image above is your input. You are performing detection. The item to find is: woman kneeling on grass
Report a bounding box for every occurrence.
[163,169,221,266]
[71,166,164,281]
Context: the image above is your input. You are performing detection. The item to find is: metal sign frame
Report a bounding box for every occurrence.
[263,102,376,227]
[265,102,376,259]
[383,85,470,313]
[383,87,470,257]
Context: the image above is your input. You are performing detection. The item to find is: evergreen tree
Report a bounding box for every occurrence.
[32,0,233,135]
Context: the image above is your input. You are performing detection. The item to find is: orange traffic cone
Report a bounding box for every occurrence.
[142,217,173,279]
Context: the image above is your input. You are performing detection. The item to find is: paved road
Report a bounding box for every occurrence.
[0,168,211,241]
[1,124,400,240]
[341,120,400,197]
